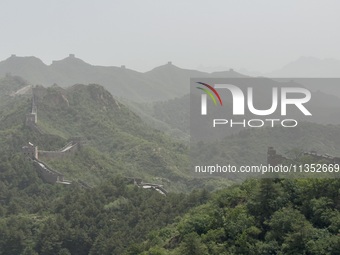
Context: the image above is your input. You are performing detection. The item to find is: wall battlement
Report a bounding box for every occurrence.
[25,90,44,133]
[125,177,168,195]
[32,158,70,184]
[22,91,83,185]
[39,141,80,160]
[267,147,340,166]
[22,141,80,185]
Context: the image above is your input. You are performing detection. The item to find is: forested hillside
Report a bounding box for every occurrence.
[0,81,196,191]
[0,174,210,255]
[0,77,223,254]
[136,178,340,255]
[191,122,340,173]
[0,75,339,255]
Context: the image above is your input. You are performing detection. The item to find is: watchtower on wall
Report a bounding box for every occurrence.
[22,142,38,159]
[267,147,287,166]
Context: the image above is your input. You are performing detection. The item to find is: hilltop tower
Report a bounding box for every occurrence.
[267,147,287,165]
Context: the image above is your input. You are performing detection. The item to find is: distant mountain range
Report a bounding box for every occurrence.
[239,56,340,78]
[268,57,340,77]
[1,54,339,102]
[0,55,245,102]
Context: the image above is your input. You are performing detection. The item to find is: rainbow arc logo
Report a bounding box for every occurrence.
[196,82,223,115]
[196,82,223,106]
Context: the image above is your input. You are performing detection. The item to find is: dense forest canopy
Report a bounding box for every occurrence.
[0,75,339,255]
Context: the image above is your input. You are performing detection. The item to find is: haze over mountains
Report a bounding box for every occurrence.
[2,54,339,103]
[268,57,340,77]
[0,54,244,102]
[1,62,340,255]
[239,56,340,78]
[2,54,340,104]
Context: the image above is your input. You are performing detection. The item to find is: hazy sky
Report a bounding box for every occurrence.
[1,0,339,72]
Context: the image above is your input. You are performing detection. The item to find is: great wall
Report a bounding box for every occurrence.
[25,93,44,134]
[22,89,337,193]
[125,177,168,195]
[267,146,340,165]
[22,88,167,194]
[22,90,82,186]
[22,142,68,184]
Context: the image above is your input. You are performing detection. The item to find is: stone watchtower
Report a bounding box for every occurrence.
[267,147,287,166]
[22,142,38,159]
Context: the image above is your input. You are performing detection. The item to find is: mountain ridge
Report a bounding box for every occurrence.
[0,54,246,102]
[268,56,340,77]
[1,77,233,193]
[237,56,340,78]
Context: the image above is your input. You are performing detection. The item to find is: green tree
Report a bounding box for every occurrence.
[178,233,208,255]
